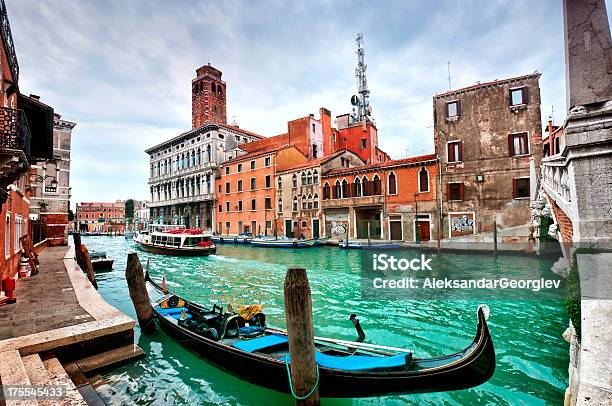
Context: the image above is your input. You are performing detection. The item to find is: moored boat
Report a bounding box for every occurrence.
[136,224,216,256]
[313,237,330,246]
[212,233,253,245]
[145,272,495,397]
[89,251,114,270]
[339,240,402,250]
[251,236,317,248]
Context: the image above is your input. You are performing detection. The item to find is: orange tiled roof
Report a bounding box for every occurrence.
[221,145,289,166]
[240,133,289,153]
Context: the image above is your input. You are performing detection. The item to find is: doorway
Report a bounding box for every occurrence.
[389,216,403,240]
[285,219,293,238]
[312,219,320,239]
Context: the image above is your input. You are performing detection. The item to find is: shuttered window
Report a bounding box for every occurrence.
[447,183,464,201]
[508,133,529,156]
[447,141,463,162]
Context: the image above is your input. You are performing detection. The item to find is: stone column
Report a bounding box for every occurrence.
[563,0,612,110]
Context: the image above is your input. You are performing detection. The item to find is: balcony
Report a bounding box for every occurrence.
[0,107,31,186]
[321,180,384,209]
[148,193,215,208]
[149,161,218,183]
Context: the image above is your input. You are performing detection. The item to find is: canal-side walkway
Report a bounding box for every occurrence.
[0,246,95,339]
[0,244,141,405]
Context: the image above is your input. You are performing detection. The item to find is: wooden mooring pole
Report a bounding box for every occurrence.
[73,233,98,289]
[284,267,320,405]
[125,253,156,334]
[493,218,498,257]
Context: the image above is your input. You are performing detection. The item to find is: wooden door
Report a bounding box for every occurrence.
[417,221,431,241]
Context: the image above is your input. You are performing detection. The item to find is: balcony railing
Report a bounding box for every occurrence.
[0,0,19,83]
[0,107,31,157]
[541,155,571,203]
[149,193,215,207]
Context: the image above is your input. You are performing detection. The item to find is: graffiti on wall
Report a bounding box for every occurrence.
[449,213,475,237]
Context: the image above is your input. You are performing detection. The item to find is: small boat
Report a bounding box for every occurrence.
[212,233,253,245]
[312,237,330,246]
[89,251,114,270]
[251,236,316,248]
[136,224,216,256]
[145,272,495,398]
[339,240,402,250]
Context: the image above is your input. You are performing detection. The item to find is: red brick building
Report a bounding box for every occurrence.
[321,154,438,242]
[75,201,126,234]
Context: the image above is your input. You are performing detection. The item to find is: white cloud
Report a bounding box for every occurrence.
[5,0,605,206]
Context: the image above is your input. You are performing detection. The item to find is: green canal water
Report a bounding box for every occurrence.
[82,236,569,405]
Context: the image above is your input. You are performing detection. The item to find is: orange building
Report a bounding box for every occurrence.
[76,201,126,233]
[321,154,439,242]
[215,146,308,235]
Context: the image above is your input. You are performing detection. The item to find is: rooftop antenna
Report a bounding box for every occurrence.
[550,105,555,125]
[350,33,372,125]
[231,115,238,127]
[447,60,452,91]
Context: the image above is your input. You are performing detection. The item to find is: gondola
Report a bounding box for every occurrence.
[144,272,495,398]
[89,251,114,270]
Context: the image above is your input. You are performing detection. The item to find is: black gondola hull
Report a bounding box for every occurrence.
[147,278,495,398]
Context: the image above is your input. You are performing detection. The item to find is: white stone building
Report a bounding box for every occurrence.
[146,123,261,229]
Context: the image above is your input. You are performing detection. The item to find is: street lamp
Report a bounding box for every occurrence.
[414,192,420,244]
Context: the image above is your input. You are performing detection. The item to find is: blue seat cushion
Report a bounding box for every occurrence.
[170,313,192,320]
[232,334,288,353]
[285,351,410,371]
[156,306,186,316]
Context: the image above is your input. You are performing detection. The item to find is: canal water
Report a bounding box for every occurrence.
[82,237,569,405]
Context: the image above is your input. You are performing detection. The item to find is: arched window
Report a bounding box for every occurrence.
[372,174,381,195]
[278,177,282,189]
[292,174,298,188]
[307,194,313,209]
[302,195,307,209]
[362,176,370,196]
[388,171,397,195]
[419,166,430,192]
[313,193,319,209]
[191,150,196,167]
[218,86,223,96]
[293,196,298,212]
[313,170,319,184]
[323,182,330,200]
[354,177,362,197]
[197,148,201,165]
[333,180,341,199]
[206,145,212,161]
[341,179,349,198]
[306,171,312,185]
[211,83,216,93]
[278,198,283,213]
[301,172,307,185]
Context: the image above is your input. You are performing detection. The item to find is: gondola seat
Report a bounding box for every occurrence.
[155,306,186,316]
[232,334,288,353]
[285,351,412,371]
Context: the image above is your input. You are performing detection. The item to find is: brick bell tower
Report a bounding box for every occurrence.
[192,63,227,128]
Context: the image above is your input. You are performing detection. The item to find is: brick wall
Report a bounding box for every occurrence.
[548,195,574,254]
[0,184,31,283]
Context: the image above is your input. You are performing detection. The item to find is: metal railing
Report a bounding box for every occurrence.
[0,107,31,156]
[0,0,19,83]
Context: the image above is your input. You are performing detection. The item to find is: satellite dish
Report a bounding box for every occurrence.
[351,95,359,106]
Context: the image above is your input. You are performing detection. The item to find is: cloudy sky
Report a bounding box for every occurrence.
[6,1,610,206]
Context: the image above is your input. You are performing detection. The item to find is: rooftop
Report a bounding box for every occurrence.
[323,153,437,177]
[434,73,541,99]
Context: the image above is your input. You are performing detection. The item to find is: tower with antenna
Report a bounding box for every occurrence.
[350,33,373,125]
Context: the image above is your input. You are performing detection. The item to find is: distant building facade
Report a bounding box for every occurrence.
[215,146,308,235]
[75,201,125,233]
[275,150,365,239]
[322,154,438,242]
[29,113,76,245]
[146,65,262,229]
[433,74,543,238]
